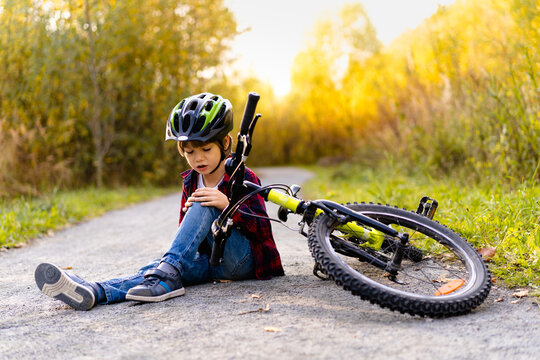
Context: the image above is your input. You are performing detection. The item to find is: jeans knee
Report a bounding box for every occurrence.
[185,202,220,220]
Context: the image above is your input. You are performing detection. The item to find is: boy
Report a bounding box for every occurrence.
[35,93,284,310]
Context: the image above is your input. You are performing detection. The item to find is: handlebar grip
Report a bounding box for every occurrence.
[240,92,260,135]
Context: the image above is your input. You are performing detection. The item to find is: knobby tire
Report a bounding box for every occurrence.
[307,202,491,318]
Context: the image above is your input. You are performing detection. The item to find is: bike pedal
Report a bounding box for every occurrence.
[277,206,290,222]
[313,263,330,280]
[416,196,438,220]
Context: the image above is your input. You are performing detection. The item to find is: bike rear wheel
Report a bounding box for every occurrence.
[307,202,491,318]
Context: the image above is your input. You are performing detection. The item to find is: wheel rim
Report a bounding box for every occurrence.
[325,210,483,301]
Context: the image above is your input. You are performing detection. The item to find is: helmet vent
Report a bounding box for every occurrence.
[212,115,224,130]
[173,113,180,133]
[188,100,198,111]
[182,114,191,132]
[216,103,226,120]
[205,101,214,111]
[193,115,206,133]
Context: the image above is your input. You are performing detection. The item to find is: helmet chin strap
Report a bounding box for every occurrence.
[208,138,229,175]
[208,151,226,175]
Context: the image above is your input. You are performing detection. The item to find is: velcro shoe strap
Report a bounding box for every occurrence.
[143,268,169,280]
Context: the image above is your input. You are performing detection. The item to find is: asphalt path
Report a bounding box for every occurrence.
[0,167,538,359]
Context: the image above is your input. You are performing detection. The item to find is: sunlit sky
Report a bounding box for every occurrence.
[225,0,456,96]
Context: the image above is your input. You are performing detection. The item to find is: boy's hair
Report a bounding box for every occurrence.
[177,134,233,158]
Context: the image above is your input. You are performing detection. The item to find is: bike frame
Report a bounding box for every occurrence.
[252,181,390,248]
[210,92,411,278]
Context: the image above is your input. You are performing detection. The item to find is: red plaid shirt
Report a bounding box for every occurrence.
[179,167,285,280]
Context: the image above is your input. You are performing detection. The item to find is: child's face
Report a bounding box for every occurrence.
[183,142,222,176]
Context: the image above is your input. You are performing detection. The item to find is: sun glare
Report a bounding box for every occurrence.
[226,0,456,96]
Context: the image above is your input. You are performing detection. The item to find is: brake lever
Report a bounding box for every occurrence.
[243,114,261,157]
[237,113,261,160]
[248,114,261,138]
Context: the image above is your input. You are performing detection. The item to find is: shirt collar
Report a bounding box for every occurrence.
[181,169,193,179]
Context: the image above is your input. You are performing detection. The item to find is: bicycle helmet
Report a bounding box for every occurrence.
[165,92,233,143]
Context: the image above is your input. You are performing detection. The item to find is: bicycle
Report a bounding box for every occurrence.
[209,92,491,318]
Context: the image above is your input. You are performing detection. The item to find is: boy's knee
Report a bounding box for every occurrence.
[186,202,206,214]
[185,202,220,219]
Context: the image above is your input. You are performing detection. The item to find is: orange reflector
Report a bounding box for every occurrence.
[434,279,465,296]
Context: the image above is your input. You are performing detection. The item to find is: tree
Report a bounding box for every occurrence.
[0,0,238,194]
[288,3,380,162]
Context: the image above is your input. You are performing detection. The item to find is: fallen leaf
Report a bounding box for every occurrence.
[511,300,520,304]
[215,279,232,283]
[264,327,281,332]
[251,294,261,299]
[238,304,271,315]
[512,290,529,298]
[14,243,26,248]
[434,279,465,296]
[61,266,73,270]
[494,297,505,303]
[478,247,496,261]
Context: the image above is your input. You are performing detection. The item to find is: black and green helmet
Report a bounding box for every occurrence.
[165,92,233,142]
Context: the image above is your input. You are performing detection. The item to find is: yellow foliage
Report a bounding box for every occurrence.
[276,0,539,181]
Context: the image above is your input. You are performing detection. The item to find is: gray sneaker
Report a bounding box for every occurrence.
[126,268,185,302]
[34,263,100,311]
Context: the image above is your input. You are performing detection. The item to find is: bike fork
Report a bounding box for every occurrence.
[386,232,410,284]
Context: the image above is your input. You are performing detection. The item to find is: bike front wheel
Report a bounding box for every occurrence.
[307,203,491,318]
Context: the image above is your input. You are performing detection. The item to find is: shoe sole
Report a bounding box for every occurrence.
[125,288,186,303]
[35,263,95,311]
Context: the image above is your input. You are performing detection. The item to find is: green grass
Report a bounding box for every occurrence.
[303,164,540,293]
[0,187,175,248]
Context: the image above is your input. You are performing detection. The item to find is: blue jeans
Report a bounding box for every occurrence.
[97,202,255,304]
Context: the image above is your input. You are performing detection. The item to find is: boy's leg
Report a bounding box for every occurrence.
[126,202,218,301]
[35,260,163,309]
[166,204,255,283]
[160,202,221,274]
[181,227,255,284]
[211,228,255,281]
[97,259,160,303]
[126,203,256,301]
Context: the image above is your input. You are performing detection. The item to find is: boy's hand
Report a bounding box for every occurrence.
[183,188,229,212]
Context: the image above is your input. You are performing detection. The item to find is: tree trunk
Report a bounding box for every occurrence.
[84,0,108,188]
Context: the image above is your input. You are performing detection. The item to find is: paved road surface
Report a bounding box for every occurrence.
[0,167,538,359]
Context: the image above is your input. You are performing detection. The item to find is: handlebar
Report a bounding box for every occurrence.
[240,92,260,135]
[210,91,261,266]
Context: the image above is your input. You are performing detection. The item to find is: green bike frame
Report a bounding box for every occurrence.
[266,188,386,251]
